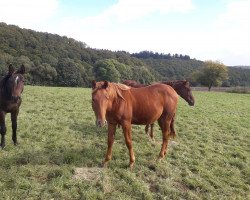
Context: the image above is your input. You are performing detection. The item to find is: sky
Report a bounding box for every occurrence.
[0,0,250,66]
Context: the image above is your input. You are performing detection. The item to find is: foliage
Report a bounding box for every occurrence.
[192,60,228,90]
[227,67,250,86]
[142,58,203,81]
[94,59,122,82]
[0,22,250,87]
[132,50,191,60]
[0,86,249,199]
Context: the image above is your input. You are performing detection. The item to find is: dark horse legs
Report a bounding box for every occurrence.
[0,111,6,149]
[0,110,19,149]
[146,113,176,140]
[11,110,19,145]
[145,124,154,140]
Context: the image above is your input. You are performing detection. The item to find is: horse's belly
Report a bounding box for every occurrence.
[131,108,162,125]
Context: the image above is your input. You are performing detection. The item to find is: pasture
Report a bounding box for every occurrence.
[0,86,249,199]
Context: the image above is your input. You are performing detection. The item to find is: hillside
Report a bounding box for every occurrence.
[0,22,250,87]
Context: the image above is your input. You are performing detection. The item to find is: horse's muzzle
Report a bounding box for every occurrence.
[189,100,195,106]
[96,120,107,127]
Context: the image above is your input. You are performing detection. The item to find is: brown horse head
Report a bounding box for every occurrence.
[91,80,130,127]
[0,64,25,103]
[164,80,195,106]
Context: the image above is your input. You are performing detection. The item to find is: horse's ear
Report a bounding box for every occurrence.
[8,64,15,75]
[17,64,25,74]
[103,81,109,89]
[92,80,96,89]
[184,80,189,86]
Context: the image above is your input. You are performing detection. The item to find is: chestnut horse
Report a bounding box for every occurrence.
[123,80,195,140]
[92,80,178,169]
[0,64,25,149]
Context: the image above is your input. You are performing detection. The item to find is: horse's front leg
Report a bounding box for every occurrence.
[122,122,135,170]
[103,123,116,167]
[0,111,6,149]
[11,110,19,145]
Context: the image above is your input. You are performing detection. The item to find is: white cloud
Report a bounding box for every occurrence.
[213,0,250,65]
[79,0,194,26]
[0,0,58,28]
[1,0,250,65]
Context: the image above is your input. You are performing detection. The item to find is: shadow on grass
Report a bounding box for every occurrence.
[0,122,108,168]
[0,146,104,168]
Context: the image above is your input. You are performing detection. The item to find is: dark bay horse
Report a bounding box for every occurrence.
[92,80,178,169]
[123,80,195,140]
[0,64,25,149]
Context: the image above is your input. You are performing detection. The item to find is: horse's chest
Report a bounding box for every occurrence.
[0,102,21,112]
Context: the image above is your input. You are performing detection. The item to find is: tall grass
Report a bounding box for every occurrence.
[0,86,249,199]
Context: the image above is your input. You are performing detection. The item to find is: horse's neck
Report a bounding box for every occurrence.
[165,81,178,91]
[164,82,185,98]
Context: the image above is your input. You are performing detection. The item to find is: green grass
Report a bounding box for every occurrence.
[0,86,249,200]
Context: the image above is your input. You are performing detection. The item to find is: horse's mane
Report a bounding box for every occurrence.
[92,82,131,98]
[0,74,12,99]
[109,83,130,100]
[113,83,131,90]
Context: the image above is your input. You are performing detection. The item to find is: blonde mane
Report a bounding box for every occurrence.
[110,83,130,100]
[92,82,131,101]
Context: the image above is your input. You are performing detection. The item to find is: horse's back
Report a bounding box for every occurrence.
[127,84,178,124]
[131,83,178,102]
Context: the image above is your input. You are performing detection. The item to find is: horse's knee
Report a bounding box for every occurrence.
[0,125,6,135]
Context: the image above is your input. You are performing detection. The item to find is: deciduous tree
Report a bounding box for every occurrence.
[192,60,228,91]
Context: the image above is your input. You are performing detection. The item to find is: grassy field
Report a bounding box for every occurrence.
[0,86,249,200]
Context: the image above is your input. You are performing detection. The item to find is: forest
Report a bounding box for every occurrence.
[1,22,250,87]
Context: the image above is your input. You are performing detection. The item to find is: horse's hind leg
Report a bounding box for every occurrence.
[145,123,155,140]
[145,124,149,135]
[170,114,176,139]
[103,123,116,167]
[150,123,154,140]
[0,112,6,149]
[158,115,172,159]
[11,110,19,145]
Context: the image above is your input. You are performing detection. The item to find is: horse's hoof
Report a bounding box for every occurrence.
[0,145,6,150]
[102,161,108,168]
[157,157,163,162]
[129,162,134,171]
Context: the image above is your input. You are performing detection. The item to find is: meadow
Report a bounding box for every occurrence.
[0,86,249,200]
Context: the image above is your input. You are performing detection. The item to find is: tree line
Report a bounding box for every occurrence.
[0,22,250,87]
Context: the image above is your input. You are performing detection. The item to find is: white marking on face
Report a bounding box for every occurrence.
[15,76,19,85]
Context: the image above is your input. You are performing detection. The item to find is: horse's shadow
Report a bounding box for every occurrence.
[0,122,107,169]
